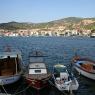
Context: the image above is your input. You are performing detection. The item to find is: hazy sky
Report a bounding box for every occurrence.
[0,0,95,23]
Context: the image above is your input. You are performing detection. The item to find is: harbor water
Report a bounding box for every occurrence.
[0,36,95,95]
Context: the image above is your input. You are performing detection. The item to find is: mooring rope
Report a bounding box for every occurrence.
[12,82,33,95]
[0,80,8,95]
[13,80,26,95]
[1,85,8,95]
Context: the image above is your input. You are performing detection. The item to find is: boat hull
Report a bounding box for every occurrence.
[55,82,70,91]
[54,79,79,91]
[0,74,21,85]
[26,78,49,90]
[74,65,95,80]
[70,78,79,91]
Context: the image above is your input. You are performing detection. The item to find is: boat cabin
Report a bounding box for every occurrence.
[0,54,21,76]
[54,64,69,80]
[29,63,47,74]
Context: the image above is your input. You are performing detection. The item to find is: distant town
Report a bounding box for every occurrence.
[0,28,94,37]
[0,17,95,37]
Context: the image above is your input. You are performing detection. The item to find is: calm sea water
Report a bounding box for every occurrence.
[0,36,95,95]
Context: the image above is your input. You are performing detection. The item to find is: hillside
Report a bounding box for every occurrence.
[0,22,33,30]
[0,17,95,30]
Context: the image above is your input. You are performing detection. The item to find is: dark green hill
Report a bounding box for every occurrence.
[0,22,33,30]
[53,17,83,23]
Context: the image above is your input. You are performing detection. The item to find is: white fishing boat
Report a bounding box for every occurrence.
[72,55,95,80]
[53,64,79,92]
[25,50,51,90]
[0,47,23,85]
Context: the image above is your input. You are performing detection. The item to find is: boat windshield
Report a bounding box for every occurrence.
[54,67,67,74]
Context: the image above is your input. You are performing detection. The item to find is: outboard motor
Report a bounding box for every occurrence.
[60,72,68,80]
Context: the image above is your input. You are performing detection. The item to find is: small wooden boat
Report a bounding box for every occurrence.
[0,47,23,85]
[52,64,79,92]
[72,55,95,80]
[25,50,51,90]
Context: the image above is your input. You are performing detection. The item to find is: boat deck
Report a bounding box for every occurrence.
[71,79,77,85]
[0,57,21,76]
[25,73,51,80]
[0,69,14,76]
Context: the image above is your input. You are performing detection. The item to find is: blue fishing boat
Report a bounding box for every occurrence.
[72,55,95,80]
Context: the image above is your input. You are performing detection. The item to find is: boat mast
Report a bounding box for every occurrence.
[15,58,17,74]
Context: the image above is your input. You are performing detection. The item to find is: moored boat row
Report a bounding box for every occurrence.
[0,48,79,94]
[3,47,95,94]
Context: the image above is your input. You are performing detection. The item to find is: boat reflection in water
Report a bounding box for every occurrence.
[25,50,51,90]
